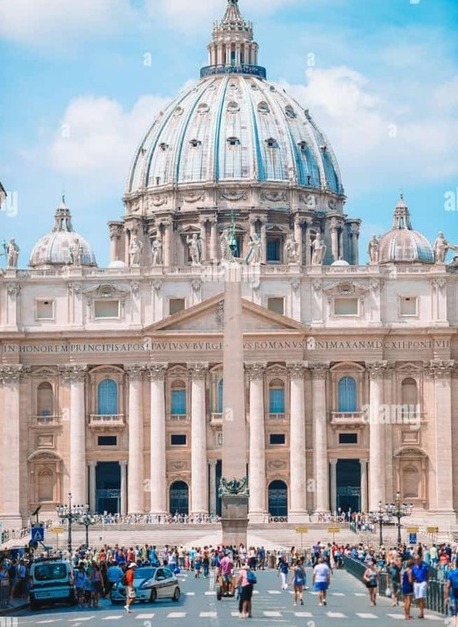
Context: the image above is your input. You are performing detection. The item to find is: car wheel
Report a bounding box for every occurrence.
[150,588,157,603]
[172,587,181,602]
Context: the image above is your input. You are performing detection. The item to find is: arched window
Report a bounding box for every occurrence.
[37,382,53,417]
[337,376,357,412]
[217,379,223,413]
[169,481,189,515]
[171,380,186,415]
[269,379,285,414]
[97,379,118,415]
[268,480,288,518]
[401,378,418,405]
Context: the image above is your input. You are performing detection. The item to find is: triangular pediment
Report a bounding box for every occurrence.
[144,293,305,334]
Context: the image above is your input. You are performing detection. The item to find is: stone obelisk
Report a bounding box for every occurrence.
[219,223,249,547]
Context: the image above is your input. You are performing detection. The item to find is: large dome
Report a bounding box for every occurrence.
[29,200,97,268]
[127,74,343,194]
[378,196,434,264]
[126,0,343,198]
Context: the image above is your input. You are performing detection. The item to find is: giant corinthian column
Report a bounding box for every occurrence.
[311,363,329,513]
[367,361,390,510]
[62,364,88,506]
[126,364,145,513]
[288,362,307,519]
[189,363,209,515]
[246,362,266,522]
[147,363,168,516]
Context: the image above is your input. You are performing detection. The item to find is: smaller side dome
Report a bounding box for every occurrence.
[331,258,350,267]
[378,196,434,264]
[29,198,97,268]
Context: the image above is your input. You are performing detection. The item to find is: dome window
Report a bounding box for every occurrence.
[265,137,278,149]
[227,101,240,113]
[285,105,296,119]
[159,142,169,151]
[257,101,270,114]
[251,83,259,90]
[189,139,202,148]
[197,103,210,114]
[320,144,327,152]
[173,107,184,117]
[227,136,241,147]
[297,140,307,151]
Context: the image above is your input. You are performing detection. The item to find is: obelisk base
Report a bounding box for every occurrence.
[221,495,249,547]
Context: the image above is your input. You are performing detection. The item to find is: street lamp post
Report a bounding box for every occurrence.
[56,493,85,553]
[369,500,385,546]
[385,491,413,546]
[78,505,95,548]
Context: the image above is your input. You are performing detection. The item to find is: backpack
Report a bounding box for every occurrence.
[246,569,257,584]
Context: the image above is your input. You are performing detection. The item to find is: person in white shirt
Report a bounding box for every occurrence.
[313,557,331,606]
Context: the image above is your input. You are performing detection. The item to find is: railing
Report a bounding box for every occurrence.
[268,413,287,421]
[32,415,61,426]
[169,414,189,422]
[344,556,447,616]
[88,414,125,428]
[330,411,366,425]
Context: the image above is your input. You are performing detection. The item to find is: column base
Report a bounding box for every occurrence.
[221,495,248,547]
[288,511,308,524]
[247,511,269,524]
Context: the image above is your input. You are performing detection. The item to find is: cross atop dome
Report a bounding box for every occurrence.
[200,0,266,79]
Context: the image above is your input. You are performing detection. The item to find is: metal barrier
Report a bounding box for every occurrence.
[344,556,447,616]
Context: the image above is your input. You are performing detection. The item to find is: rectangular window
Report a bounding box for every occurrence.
[400,296,417,316]
[98,436,117,446]
[338,433,358,444]
[334,297,358,316]
[171,434,187,446]
[36,300,54,320]
[269,433,286,445]
[169,298,185,315]
[267,238,281,263]
[269,388,285,413]
[94,299,120,319]
[171,389,186,415]
[267,297,284,315]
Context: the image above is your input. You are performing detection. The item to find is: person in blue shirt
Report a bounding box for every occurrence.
[412,555,429,619]
[445,558,458,626]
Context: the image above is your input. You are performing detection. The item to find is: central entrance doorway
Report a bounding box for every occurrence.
[336,459,361,513]
[96,462,120,514]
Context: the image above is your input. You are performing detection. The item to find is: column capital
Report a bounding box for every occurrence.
[245,362,267,381]
[88,460,97,468]
[59,364,88,382]
[187,362,209,380]
[309,362,329,380]
[424,359,455,378]
[329,458,338,466]
[287,361,307,380]
[366,360,394,380]
[119,460,128,467]
[125,364,146,380]
[0,364,30,383]
[209,459,218,468]
[147,363,168,381]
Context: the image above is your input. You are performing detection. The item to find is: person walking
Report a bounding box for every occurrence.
[445,558,458,627]
[363,559,379,607]
[313,556,331,607]
[387,557,402,606]
[402,558,414,620]
[124,562,137,613]
[236,564,255,619]
[289,558,306,606]
[278,556,289,590]
[412,554,429,619]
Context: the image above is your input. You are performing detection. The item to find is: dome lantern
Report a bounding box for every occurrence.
[201,0,266,79]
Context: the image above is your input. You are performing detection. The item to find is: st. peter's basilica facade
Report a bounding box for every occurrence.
[1,0,457,527]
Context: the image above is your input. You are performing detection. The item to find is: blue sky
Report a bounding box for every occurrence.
[1,0,457,266]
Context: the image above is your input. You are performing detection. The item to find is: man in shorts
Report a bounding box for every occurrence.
[124,562,137,613]
[313,557,331,606]
[412,554,429,619]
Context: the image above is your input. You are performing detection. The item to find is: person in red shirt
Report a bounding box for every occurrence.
[124,563,137,613]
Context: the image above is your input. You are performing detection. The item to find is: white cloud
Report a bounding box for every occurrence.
[48,94,171,190]
[277,65,458,195]
[0,0,135,47]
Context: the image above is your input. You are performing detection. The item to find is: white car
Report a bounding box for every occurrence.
[110,566,181,604]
